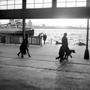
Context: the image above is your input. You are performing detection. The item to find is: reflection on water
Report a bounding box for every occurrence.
[34,29,89,46]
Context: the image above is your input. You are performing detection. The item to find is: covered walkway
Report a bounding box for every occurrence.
[0,44,90,90]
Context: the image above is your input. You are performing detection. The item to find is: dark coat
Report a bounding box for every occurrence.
[20,40,27,55]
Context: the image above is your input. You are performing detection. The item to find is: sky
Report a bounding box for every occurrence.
[0,19,87,27]
[29,19,87,27]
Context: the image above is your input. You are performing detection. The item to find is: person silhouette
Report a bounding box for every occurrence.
[62,33,68,51]
[17,39,27,58]
[56,33,69,62]
[43,33,47,44]
[17,34,31,58]
[24,34,31,58]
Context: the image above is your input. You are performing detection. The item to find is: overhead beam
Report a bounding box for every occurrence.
[0,7,90,19]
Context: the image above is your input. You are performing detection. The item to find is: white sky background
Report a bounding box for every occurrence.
[29,19,87,27]
[0,19,87,27]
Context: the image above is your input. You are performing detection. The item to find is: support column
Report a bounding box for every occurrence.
[52,0,56,8]
[84,18,89,59]
[22,0,26,40]
[22,18,25,40]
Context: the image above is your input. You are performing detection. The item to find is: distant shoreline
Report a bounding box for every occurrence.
[34,26,86,30]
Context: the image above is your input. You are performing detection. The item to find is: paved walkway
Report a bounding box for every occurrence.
[0,44,90,90]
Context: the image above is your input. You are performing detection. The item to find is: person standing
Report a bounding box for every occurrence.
[62,33,68,52]
[43,33,47,45]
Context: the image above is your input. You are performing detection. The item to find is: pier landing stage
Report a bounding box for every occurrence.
[0,44,90,90]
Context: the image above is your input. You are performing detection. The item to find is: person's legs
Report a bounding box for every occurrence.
[56,46,62,60]
[65,46,69,60]
[17,51,21,56]
[44,40,45,44]
[21,53,24,58]
[26,48,31,57]
[60,45,67,62]
[17,44,23,56]
[56,56,60,59]
[59,51,64,62]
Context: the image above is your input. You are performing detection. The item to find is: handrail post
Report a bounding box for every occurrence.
[84,18,89,59]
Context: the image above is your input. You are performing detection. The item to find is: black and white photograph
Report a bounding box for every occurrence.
[0,0,90,90]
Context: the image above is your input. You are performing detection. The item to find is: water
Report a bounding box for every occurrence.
[34,28,90,46]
